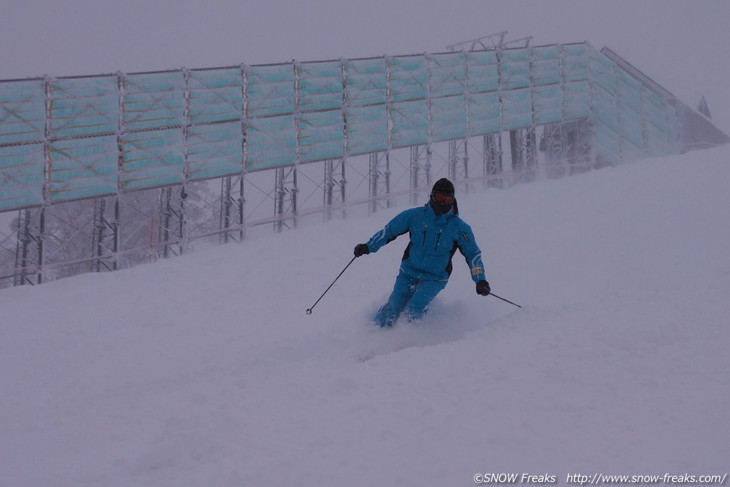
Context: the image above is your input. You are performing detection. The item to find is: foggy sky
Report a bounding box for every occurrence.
[1,0,729,128]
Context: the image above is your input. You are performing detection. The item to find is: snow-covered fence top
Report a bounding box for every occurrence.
[0,41,711,212]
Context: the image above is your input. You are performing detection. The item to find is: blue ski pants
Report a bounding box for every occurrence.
[374,273,447,327]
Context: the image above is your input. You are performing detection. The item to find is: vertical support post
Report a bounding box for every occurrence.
[13,208,44,285]
[160,187,171,258]
[640,85,650,158]
[385,56,393,158]
[239,64,249,242]
[340,58,350,220]
[548,45,569,178]
[220,177,233,244]
[368,151,390,215]
[112,196,120,269]
[409,145,431,205]
[275,169,284,233]
[290,169,298,231]
[612,60,624,163]
[448,139,469,192]
[484,133,503,188]
[528,44,539,182]
[116,72,126,268]
[92,198,106,272]
[178,185,187,255]
[220,174,246,243]
[324,161,334,221]
[586,47,603,168]
[542,123,563,179]
[510,128,537,183]
[540,119,594,178]
[338,160,346,219]
[90,196,120,272]
[564,123,577,174]
[238,175,245,241]
[182,68,191,184]
[527,128,538,180]
[158,186,186,258]
[37,206,45,284]
[324,159,346,221]
[14,209,31,286]
[274,167,298,233]
[574,119,594,173]
[39,76,52,284]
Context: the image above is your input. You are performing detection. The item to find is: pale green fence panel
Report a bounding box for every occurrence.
[0,79,46,210]
[430,53,466,98]
[299,61,343,112]
[594,120,621,164]
[531,45,561,86]
[590,51,616,95]
[0,143,45,210]
[246,114,296,171]
[533,84,562,125]
[618,103,645,149]
[246,64,296,170]
[49,76,119,138]
[389,55,428,102]
[432,95,467,141]
[430,53,467,141]
[123,72,185,131]
[391,99,428,147]
[500,49,530,90]
[48,135,118,202]
[246,64,295,117]
[345,104,388,155]
[501,87,533,130]
[188,122,243,180]
[593,83,619,133]
[0,79,45,145]
[562,43,591,82]
[616,69,642,113]
[187,69,244,179]
[564,81,591,120]
[121,128,185,190]
[468,91,500,135]
[344,58,387,107]
[188,68,243,124]
[299,109,344,162]
[643,89,674,137]
[466,50,499,94]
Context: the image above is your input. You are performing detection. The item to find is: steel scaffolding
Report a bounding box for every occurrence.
[1,35,726,287]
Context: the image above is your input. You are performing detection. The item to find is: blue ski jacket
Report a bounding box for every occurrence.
[365,201,486,283]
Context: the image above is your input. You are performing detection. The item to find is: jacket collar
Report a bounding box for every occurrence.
[426,199,458,218]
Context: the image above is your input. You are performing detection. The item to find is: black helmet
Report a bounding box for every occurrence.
[431,178,455,197]
[430,178,455,214]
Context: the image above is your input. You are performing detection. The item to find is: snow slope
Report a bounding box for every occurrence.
[1,147,729,487]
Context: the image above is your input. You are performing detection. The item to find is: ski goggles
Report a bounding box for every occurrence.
[432,192,454,205]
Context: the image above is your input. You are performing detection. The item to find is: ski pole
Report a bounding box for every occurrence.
[306,256,357,315]
[490,292,522,308]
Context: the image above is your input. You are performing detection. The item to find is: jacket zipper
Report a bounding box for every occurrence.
[422,225,427,247]
[434,231,442,250]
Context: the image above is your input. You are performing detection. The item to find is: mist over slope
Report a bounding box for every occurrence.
[1,146,729,487]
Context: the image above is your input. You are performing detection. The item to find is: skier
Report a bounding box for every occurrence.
[354,178,491,327]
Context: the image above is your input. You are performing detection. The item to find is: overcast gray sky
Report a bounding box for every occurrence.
[1,0,729,128]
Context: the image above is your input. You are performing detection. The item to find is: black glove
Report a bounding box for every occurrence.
[476,280,491,296]
[354,243,370,257]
